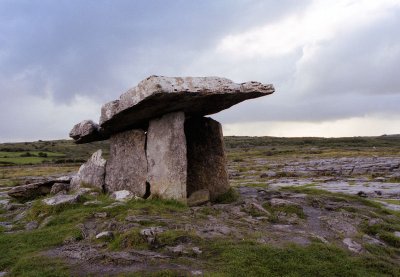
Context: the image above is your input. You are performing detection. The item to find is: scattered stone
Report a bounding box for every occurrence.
[6,202,25,211]
[42,194,80,206]
[8,181,54,200]
[70,150,106,191]
[187,189,210,206]
[83,200,102,206]
[95,231,114,240]
[140,227,165,245]
[374,177,386,182]
[185,117,230,200]
[362,234,385,246]
[269,198,297,207]
[191,270,203,276]
[260,171,277,178]
[94,212,108,218]
[192,247,202,255]
[147,112,187,201]
[25,221,39,231]
[105,129,147,196]
[69,120,105,144]
[13,210,27,221]
[357,191,368,198]
[343,238,363,253]
[247,202,271,216]
[166,244,188,255]
[104,202,125,209]
[0,271,7,277]
[111,190,134,201]
[310,234,329,244]
[394,231,400,238]
[50,182,70,195]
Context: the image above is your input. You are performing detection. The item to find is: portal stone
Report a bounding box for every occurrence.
[146,112,187,201]
[185,117,230,200]
[105,129,147,196]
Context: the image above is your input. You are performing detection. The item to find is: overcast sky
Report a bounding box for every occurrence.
[1,0,400,142]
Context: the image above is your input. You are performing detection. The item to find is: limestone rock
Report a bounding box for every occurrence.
[71,150,106,191]
[269,198,298,207]
[104,129,147,196]
[185,117,230,200]
[42,194,80,206]
[8,181,55,201]
[147,112,187,201]
[25,221,39,231]
[50,183,70,195]
[95,231,114,240]
[111,190,134,201]
[69,120,106,144]
[187,189,210,206]
[98,76,274,137]
[343,238,363,253]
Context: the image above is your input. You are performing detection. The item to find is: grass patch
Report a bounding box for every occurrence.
[264,203,306,220]
[0,224,81,272]
[109,228,148,250]
[202,240,400,276]
[157,230,199,246]
[110,198,187,220]
[214,188,239,204]
[8,255,71,277]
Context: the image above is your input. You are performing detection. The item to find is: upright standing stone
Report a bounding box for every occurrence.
[185,117,230,200]
[105,129,147,197]
[146,112,187,201]
[70,149,106,191]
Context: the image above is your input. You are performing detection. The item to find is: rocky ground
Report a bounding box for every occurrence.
[1,139,400,276]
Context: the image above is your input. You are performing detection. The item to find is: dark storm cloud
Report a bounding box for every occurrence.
[1,0,399,141]
[0,0,308,103]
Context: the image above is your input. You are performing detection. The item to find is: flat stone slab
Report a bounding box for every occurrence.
[70,76,274,143]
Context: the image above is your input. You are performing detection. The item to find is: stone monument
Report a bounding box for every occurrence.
[70,76,274,203]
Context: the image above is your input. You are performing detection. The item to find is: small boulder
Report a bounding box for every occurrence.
[50,183,70,195]
[343,238,363,253]
[70,149,106,191]
[69,120,105,144]
[42,194,80,206]
[187,189,210,206]
[25,221,39,231]
[8,181,54,201]
[111,190,133,201]
[95,231,114,240]
[140,226,165,245]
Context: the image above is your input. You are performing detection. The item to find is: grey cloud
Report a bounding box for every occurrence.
[0,0,308,103]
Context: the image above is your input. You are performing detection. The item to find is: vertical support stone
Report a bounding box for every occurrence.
[105,129,147,196]
[185,116,230,201]
[146,112,187,201]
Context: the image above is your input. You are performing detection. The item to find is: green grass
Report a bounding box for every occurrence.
[214,188,239,204]
[202,240,400,276]
[264,202,306,221]
[0,223,81,273]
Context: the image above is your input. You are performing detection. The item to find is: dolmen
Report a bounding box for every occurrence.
[70,76,274,204]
